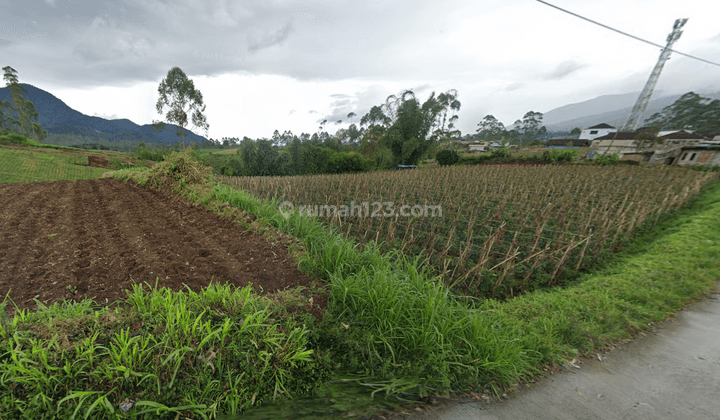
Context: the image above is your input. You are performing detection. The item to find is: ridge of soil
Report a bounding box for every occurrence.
[0,178,319,311]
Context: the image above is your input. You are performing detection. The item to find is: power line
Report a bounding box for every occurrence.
[535,0,720,68]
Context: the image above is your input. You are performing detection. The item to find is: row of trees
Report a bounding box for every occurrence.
[203,136,372,177]
[644,92,720,133]
[0,66,46,140]
[473,111,547,144]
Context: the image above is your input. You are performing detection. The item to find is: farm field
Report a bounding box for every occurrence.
[221,164,719,298]
[0,146,110,183]
[0,178,316,310]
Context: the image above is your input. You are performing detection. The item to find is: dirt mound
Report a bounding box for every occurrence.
[87,155,109,168]
[0,178,316,310]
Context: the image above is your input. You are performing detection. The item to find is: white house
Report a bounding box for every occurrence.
[579,123,617,141]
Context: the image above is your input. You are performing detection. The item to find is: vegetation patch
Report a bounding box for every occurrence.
[0,284,331,419]
[0,145,109,183]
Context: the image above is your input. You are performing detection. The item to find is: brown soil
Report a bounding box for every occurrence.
[88,155,109,168]
[0,178,319,311]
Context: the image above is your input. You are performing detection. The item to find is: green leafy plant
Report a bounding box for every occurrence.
[435,149,460,166]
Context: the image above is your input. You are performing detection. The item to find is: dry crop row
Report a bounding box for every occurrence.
[220,165,717,298]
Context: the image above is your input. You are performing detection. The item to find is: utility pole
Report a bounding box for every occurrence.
[620,18,688,132]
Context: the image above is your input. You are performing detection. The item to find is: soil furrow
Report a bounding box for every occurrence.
[0,178,315,310]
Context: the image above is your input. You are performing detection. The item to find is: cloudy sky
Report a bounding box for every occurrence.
[2,0,720,139]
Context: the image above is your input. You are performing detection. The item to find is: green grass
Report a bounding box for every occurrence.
[0,283,331,419]
[0,147,109,183]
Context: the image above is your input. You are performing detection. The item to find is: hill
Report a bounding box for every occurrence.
[0,84,208,148]
[543,91,720,131]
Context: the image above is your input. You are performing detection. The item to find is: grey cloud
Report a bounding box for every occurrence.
[289,110,296,115]
[248,23,293,52]
[543,60,587,81]
[308,110,319,114]
[504,82,524,92]
[1,0,470,87]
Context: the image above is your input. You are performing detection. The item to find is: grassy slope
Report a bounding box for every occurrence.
[0,146,108,183]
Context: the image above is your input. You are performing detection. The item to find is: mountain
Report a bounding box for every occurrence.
[543,91,720,131]
[0,84,208,146]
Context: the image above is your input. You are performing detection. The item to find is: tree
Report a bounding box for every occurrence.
[476,114,506,140]
[2,66,45,140]
[347,112,356,124]
[155,67,209,149]
[519,111,545,144]
[359,89,462,166]
[570,127,581,136]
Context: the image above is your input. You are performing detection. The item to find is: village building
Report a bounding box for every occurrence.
[674,142,720,167]
[579,123,617,141]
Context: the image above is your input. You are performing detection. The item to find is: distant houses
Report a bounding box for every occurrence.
[588,129,720,166]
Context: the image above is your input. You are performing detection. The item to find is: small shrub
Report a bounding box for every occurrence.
[594,153,620,165]
[490,146,510,159]
[435,149,460,166]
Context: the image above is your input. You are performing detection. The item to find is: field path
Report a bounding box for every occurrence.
[0,178,314,309]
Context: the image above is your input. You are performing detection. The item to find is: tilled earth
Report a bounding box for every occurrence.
[0,178,316,310]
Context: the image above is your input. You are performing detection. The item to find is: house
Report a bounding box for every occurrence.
[589,132,639,155]
[591,130,709,159]
[674,142,720,167]
[468,142,490,152]
[545,139,590,149]
[579,123,616,141]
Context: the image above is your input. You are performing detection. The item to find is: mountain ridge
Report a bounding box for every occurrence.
[542,90,720,131]
[0,84,208,146]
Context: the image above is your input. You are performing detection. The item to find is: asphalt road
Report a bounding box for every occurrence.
[409,283,720,420]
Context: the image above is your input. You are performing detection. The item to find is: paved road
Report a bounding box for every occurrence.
[409,284,720,420]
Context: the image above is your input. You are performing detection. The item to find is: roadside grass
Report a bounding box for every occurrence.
[3,152,719,418]
[0,146,108,183]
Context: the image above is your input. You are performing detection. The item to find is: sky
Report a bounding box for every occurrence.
[2,0,720,140]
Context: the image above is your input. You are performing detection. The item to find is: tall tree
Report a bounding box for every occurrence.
[519,111,545,143]
[155,67,209,149]
[347,112,356,124]
[476,114,506,140]
[2,66,45,140]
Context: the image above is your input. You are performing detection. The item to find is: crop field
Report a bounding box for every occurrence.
[0,147,109,183]
[221,165,718,298]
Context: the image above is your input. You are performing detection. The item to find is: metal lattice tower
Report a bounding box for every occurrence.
[621,18,688,132]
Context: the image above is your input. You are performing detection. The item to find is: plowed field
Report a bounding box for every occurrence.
[0,178,315,310]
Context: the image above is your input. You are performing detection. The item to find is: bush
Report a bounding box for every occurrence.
[490,146,510,159]
[0,132,34,145]
[134,142,168,162]
[594,152,620,165]
[435,149,460,166]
